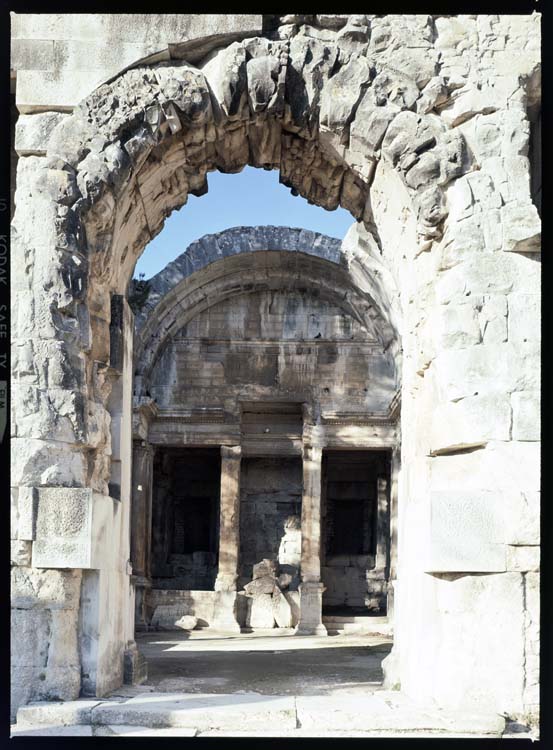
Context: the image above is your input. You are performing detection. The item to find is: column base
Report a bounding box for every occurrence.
[131,575,152,632]
[123,641,148,685]
[295,581,327,636]
[210,590,242,633]
[295,623,328,636]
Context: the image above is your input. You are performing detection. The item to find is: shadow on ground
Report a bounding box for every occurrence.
[132,631,392,696]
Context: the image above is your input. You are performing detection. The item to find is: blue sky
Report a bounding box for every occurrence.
[133,166,354,279]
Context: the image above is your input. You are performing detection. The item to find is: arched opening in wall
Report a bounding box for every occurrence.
[131,245,398,629]
[132,166,353,279]
[50,40,435,695]
[130,241,399,690]
[94,169,402,693]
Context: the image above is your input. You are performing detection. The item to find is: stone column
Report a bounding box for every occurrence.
[375,476,389,572]
[130,441,154,630]
[387,447,400,620]
[296,443,327,636]
[212,445,242,632]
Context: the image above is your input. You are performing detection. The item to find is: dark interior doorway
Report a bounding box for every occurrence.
[322,450,391,615]
[151,447,221,590]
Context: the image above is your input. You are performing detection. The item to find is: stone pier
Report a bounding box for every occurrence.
[213,445,242,632]
[130,442,154,629]
[296,443,327,636]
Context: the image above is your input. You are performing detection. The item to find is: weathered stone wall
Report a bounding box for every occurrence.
[148,286,396,414]
[10,12,540,726]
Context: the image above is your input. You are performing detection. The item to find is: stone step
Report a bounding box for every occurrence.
[15,693,506,736]
[295,695,506,735]
[322,615,388,624]
[17,694,297,732]
[323,615,392,634]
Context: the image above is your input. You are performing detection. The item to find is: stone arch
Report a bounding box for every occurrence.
[24,32,464,493]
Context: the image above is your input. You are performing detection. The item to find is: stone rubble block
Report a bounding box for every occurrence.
[272,591,293,627]
[32,487,93,569]
[430,393,511,454]
[10,609,50,674]
[444,177,475,223]
[91,693,297,730]
[511,391,540,441]
[201,43,248,122]
[380,47,438,91]
[11,384,87,444]
[524,571,540,689]
[479,209,503,253]
[175,615,198,631]
[438,215,485,271]
[417,76,449,113]
[11,488,19,541]
[246,594,275,628]
[438,84,502,128]
[434,16,478,51]
[252,558,277,579]
[150,605,198,630]
[283,591,300,626]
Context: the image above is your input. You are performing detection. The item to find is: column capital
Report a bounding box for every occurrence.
[302,442,322,462]
[133,439,155,455]
[221,444,241,460]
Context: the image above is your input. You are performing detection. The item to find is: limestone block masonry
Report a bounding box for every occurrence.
[10,12,541,733]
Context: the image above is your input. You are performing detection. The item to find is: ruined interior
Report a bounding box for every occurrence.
[131,233,399,634]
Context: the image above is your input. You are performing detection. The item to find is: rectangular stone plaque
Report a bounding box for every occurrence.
[425,491,506,573]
